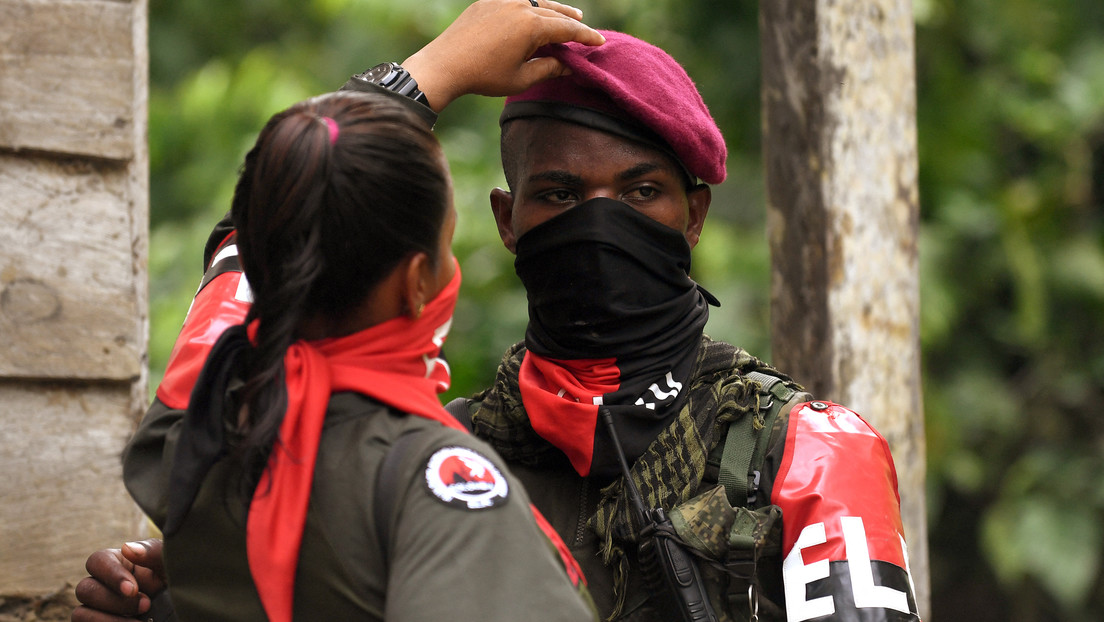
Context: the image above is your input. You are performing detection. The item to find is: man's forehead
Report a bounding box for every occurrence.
[509,118,688,182]
[516,116,632,145]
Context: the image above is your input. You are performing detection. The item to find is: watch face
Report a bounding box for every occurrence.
[364,62,398,85]
[356,62,423,103]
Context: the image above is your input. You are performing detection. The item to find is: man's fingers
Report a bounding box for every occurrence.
[122,539,168,595]
[71,604,143,622]
[73,576,149,618]
[83,549,136,597]
[122,538,165,575]
[72,544,159,620]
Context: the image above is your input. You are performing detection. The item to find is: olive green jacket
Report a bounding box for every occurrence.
[123,392,596,622]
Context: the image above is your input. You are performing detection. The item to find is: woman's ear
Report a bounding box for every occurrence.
[401,251,432,319]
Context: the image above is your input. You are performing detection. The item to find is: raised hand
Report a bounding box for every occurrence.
[402,0,605,111]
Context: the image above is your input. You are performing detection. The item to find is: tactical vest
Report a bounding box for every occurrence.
[676,370,810,622]
[442,369,810,622]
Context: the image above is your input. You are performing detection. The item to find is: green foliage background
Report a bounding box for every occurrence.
[146,0,1104,618]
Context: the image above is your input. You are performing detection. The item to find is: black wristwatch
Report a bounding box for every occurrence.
[351,62,430,107]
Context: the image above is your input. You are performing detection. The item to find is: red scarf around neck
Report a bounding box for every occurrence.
[247,261,465,622]
[519,353,621,476]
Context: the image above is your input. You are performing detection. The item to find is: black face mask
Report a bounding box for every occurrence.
[515,197,714,359]
[513,197,718,478]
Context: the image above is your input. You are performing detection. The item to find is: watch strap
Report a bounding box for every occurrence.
[338,78,438,128]
[350,62,430,107]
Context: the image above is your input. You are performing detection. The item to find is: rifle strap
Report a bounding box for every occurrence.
[717,371,797,508]
[444,396,474,431]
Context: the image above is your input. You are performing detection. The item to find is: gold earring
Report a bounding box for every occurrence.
[416,303,426,318]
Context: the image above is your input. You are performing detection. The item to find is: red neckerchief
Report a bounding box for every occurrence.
[518,353,620,476]
[247,263,465,622]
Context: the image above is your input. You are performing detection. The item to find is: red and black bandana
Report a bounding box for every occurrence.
[513,198,717,478]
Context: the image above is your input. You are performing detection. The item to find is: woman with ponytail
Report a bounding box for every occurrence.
[118,88,595,622]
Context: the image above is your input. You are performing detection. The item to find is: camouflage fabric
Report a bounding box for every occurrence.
[471,336,795,619]
[668,485,784,622]
[469,340,565,467]
[669,485,735,558]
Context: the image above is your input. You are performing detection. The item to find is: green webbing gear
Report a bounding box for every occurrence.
[673,370,809,620]
[716,371,799,509]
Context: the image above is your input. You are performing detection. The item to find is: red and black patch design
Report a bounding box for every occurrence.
[775,401,921,621]
[424,446,509,510]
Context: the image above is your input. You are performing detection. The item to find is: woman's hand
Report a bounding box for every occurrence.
[403,0,604,111]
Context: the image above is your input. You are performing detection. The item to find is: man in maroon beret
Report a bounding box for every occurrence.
[75,3,920,622]
[455,30,921,622]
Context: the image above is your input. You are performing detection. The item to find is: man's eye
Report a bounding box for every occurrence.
[542,190,575,202]
[626,186,658,199]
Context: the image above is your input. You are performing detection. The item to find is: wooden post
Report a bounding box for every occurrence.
[760,0,930,617]
[0,0,149,599]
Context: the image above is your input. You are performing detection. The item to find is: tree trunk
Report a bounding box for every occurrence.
[760,0,930,617]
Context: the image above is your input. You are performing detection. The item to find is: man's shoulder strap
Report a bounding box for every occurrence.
[443,396,475,431]
[715,370,810,509]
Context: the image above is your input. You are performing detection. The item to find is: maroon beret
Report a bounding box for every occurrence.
[502,30,727,185]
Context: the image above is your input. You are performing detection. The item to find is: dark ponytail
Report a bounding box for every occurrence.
[227,91,449,482]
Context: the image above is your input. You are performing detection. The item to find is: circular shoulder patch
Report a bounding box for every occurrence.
[424,446,509,510]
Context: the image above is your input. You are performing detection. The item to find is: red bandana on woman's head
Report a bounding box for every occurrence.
[247,261,465,622]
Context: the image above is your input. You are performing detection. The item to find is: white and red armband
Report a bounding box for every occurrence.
[156,239,252,410]
[774,401,921,621]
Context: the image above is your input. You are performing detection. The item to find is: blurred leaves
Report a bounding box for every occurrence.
[145,0,1104,618]
[981,451,1104,611]
[917,0,1104,617]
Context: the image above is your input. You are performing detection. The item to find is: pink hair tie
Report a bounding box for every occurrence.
[321,116,339,145]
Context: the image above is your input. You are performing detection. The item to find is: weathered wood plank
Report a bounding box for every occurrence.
[0,380,147,594]
[761,0,930,617]
[0,153,142,380]
[0,0,135,160]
